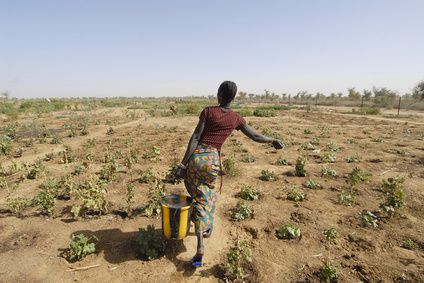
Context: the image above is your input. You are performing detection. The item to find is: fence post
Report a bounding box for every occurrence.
[397,97,401,116]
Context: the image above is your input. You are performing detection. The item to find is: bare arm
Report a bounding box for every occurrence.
[239,123,284,149]
[180,119,206,166]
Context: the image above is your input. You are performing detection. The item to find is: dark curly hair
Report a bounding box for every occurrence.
[218,81,237,103]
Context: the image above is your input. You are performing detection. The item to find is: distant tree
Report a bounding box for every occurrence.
[337,93,343,99]
[330,93,336,100]
[1,91,9,100]
[248,93,255,100]
[412,80,424,100]
[348,88,361,100]
[238,91,247,101]
[363,89,372,101]
[373,87,398,107]
[282,93,287,100]
[315,92,324,100]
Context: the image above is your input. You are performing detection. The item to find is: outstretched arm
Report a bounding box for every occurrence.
[239,123,284,149]
[180,119,206,166]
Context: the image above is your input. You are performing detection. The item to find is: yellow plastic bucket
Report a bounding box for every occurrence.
[161,194,192,240]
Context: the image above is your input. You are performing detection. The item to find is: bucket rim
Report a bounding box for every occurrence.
[161,194,192,208]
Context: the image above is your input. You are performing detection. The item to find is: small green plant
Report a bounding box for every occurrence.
[225,240,252,280]
[275,157,288,166]
[346,154,361,163]
[286,186,306,202]
[139,167,156,183]
[379,176,405,216]
[360,210,378,228]
[347,167,371,186]
[402,239,417,250]
[72,178,108,217]
[338,190,357,206]
[326,142,342,152]
[346,138,357,144]
[323,228,338,242]
[259,169,277,181]
[223,155,240,177]
[321,166,337,178]
[262,128,281,139]
[106,126,115,135]
[295,157,306,177]
[240,153,255,163]
[6,196,31,214]
[276,224,301,239]
[144,179,167,217]
[320,261,338,283]
[136,225,165,260]
[0,135,13,155]
[231,201,254,221]
[304,179,321,189]
[25,160,46,179]
[68,234,97,262]
[321,153,336,163]
[304,128,312,134]
[32,178,60,215]
[253,108,275,117]
[59,145,77,164]
[240,185,260,200]
[99,161,118,182]
[299,141,315,150]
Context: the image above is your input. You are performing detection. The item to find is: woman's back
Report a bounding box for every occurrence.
[199,106,246,151]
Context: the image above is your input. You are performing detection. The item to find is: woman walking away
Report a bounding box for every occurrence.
[175,81,284,267]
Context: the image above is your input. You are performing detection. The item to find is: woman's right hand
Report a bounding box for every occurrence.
[272,139,285,149]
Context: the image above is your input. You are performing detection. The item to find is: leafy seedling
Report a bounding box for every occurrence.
[223,155,240,177]
[304,179,321,189]
[320,261,337,283]
[338,190,357,206]
[136,225,165,260]
[259,169,277,181]
[379,176,405,217]
[68,234,97,262]
[276,224,301,240]
[323,228,338,242]
[360,210,378,228]
[225,240,252,280]
[240,185,260,200]
[286,186,306,202]
[231,201,254,221]
[295,157,306,177]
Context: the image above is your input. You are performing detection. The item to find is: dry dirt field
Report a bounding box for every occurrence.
[1,105,423,282]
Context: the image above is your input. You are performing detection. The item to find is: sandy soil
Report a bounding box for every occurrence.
[1,107,423,282]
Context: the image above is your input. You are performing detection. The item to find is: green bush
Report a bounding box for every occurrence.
[0,135,13,155]
[68,234,97,262]
[225,240,252,280]
[136,225,165,260]
[253,108,275,117]
[320,262,337,282]
[223,155,240,177]
[363,107,381,115]
[276,224,301,240]
[295,157,306,177]
[231,201,254,221]
[323,228,338,242]
[259,169,277,181]
[379,176,405,216]
[240,185,260,200]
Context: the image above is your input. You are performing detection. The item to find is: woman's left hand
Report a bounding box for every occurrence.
[272,139,285,149]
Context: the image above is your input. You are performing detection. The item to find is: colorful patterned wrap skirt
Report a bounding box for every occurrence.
[184,144,220,233]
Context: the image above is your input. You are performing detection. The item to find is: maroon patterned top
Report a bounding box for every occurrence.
[199,106,246,151]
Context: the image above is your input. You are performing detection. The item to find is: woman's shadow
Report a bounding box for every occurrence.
[68,228,139,264]
[65,227,197,277]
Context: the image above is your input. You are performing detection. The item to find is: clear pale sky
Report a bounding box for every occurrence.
[1,0,423,98]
